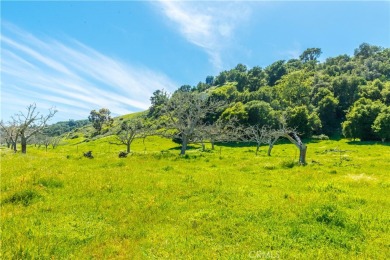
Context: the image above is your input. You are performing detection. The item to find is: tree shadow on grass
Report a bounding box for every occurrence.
[215,142,254,148]
[216,138,299,148]
[167,145,199,151]
[346,140,390,146]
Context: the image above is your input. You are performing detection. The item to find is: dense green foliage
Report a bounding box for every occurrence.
[88,108,114,134]
[150,43,390,141]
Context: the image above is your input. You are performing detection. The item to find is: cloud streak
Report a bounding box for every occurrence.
[1,23,177,122]
[156,1,251,70]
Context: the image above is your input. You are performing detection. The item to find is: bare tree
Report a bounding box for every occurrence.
[264,128,284,156]
[161,91,224,155]
[0,128,9,148]
[13,104,57,153]
[244,125,269,156]
[114,117,152,153]
[34,135,61,151]
[40,135,52,151]
[242,123,307,164]
[264,127,307,165]
[0,120,20,152]
[196,118,241,151]
[282,131,307,165]
[51,136,61,149]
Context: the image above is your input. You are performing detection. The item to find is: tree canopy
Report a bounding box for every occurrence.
[147,43,389,142]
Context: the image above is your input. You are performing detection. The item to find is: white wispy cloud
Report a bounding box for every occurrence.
[156,1,251,70]
[277,41,302,60]
[1,23,177,122]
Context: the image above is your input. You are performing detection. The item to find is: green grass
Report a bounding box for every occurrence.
[1,136,390,259]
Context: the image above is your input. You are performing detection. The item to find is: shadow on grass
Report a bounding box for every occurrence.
[217,139,304,148]
[346,140,390,146]
[216,142,254,148]
[167,145,198,151]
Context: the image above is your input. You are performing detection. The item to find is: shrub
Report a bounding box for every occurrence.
[36,178,64,188]
[313,204,346,228]
[118,151,128,158]
[312,134,330,140]
[83,151,94,159]
[280,160,295,168]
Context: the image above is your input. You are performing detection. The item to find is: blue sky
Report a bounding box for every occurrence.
[1,1,389,122]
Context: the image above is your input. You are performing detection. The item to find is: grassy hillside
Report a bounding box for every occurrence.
[1,133,389,258]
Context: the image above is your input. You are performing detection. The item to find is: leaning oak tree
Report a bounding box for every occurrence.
[242,121,308,165]
[266,127,308,165]
[161,91,223,155]
[282,131,308,165]
[13,103,57,154]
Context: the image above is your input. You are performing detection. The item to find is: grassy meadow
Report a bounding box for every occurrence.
[1,134,390,259]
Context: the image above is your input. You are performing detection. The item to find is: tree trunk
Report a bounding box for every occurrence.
[201,142,205,151]
[211,141,215,150]
[299,144,307,165]
[256,143,260,156]
[181,135,188,155]
[283,133,307,165]
[267,137,278,156]
[12,142,17,152]
[127,142,131,153]
[21,136,27,154]
[267,143,273,156]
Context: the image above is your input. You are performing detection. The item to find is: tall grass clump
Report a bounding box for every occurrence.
[2,189,42,206]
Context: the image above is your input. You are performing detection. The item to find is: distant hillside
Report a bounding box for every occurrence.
[48,43,390,142]
[44,119,90,136]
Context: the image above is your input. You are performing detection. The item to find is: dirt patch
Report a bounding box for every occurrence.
[346,174,376,182]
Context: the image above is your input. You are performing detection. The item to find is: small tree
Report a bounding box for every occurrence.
[162,91,223,155]
[0,120,19,152]
[51,136,61,149]
[40,135,51,151]
[196,119,239,151]
[242,125,285,157]
[282,131,308,165]
[244,125,268,156]
[245,125,308,165]
[0,128,9,148]
[88,108,113,134]
[12,104,57,153]
[266,127,307,165]
[265,129,282,157]
[115,117,151,153]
